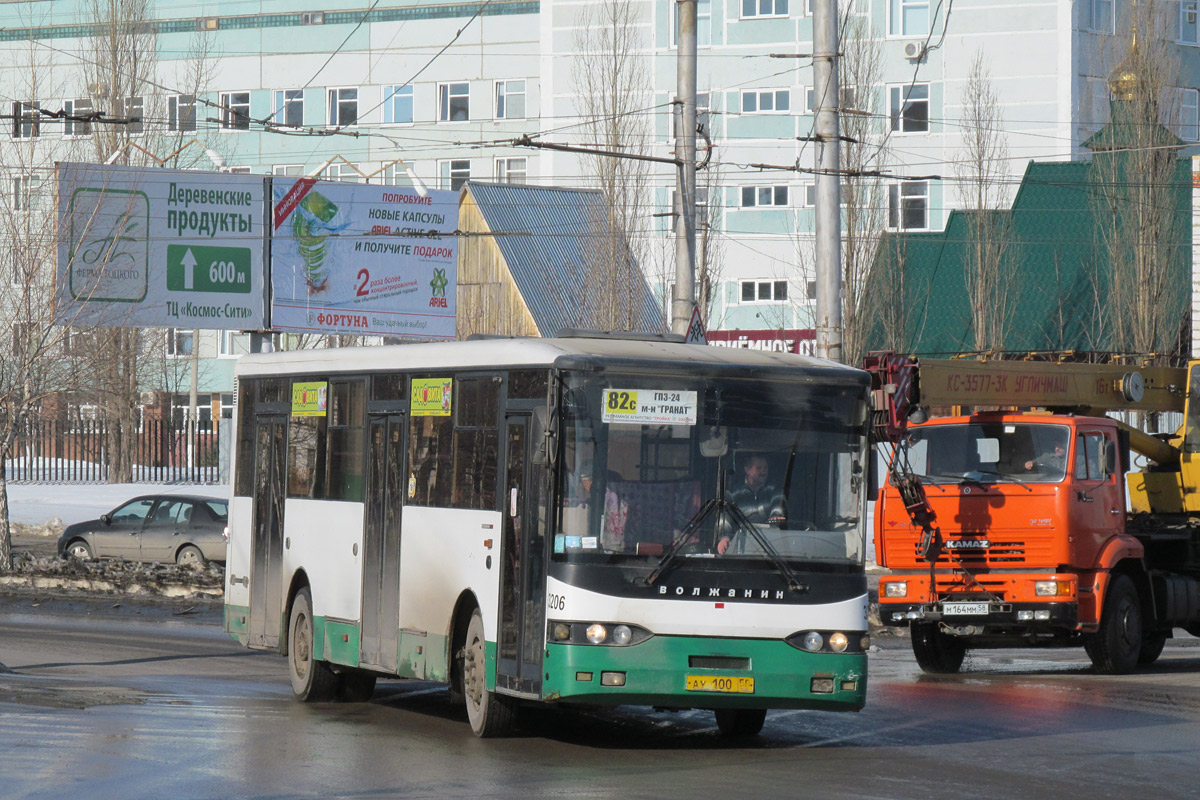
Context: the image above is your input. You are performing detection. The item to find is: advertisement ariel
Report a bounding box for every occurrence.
[269,178,460,339]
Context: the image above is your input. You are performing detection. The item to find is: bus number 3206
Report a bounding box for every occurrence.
[547,593,566,611]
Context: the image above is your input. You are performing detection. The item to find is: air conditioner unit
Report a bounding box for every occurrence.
[87,82,108,98]
[139,391,158,406]
[903,41,924,60]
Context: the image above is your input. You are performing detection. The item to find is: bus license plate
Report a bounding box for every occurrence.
[685,675,755,694]
[942,602,989,616]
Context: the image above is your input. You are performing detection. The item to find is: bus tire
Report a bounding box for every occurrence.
[714,708,767,736]
[288,587,338,702]
[1084,574,1142,675]
[910,622,967,674]
[338,669,377,702]
[463,608,516,737]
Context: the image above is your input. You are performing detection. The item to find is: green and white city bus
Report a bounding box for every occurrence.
[224,333,870,736]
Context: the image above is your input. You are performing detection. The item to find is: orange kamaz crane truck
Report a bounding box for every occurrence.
[864,353,1200,674]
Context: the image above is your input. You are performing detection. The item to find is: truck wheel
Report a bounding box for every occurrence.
[1137,631,1167,666]
[910,622,967,674]
[1084,574,1142,674]
[462,608,516,737]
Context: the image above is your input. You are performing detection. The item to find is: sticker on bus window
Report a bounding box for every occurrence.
[601,389,697,426]
[582,536,598,549]
[564,535,582,549]
[554,535,566,554]
[292,381,328,417]
[411,378,453,416]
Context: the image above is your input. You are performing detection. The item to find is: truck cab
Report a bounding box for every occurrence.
[876,413,1138,658]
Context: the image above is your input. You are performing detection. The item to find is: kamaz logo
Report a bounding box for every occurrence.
[944,540,990,550]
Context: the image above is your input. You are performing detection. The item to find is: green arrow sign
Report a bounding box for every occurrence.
[166,244,252,294]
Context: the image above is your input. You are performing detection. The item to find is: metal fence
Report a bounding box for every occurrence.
[3,418,225,484]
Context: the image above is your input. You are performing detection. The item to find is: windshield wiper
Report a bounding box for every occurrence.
[646,474,808,594]
[955,470,1033,492]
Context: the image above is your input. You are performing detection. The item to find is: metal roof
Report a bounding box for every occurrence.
[464,182,665,336]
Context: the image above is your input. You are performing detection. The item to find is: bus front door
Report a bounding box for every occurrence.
[249,414,287,649]
[496,414,546,696]
[361,413,405,673]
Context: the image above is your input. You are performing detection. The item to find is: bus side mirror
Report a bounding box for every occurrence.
[531,406,549,465]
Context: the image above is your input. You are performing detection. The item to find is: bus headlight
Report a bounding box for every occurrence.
[611,625,633,645]
[802,631,824,652]
[552,623,572,641]
[786,630,869,654]
[828,632,849,653]
[547,621,653,646]
[586,623,608,644]
[884,581,908,598]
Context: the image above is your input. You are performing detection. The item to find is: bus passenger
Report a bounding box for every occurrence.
[717,454,786,554]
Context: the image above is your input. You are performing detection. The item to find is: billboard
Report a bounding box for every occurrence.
[56,162,267,329]
[706,328,816,356]
[270,178,459,339]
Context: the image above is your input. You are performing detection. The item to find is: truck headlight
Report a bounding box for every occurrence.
[1035,580,1070,596]
[884,581,908,598]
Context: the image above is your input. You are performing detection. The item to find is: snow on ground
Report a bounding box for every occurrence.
[5,483,230,526]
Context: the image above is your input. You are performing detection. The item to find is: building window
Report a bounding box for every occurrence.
[116,96,144,135]
[64,327,98,355]
[323,162,362,183]
[740,185,789,208]
[806,280,817,300]
[494,157,527,183]
[166,328,195,357]
[328,87,358,126]
[741,0,788,19]
[1180,1,1199,44]
[672,0,712,46]
[741,89,790,114]
[273,164,303,177]
[888,180,928,230]
[168,95,196,132]
[224,166,252,174]
[219,92,251,130]
[1084,0,1114,34]
[673,93,711,140]
[805,85,857,113]
[1177,88,1199,142]
[12,174,42,212]
[273,89,304,127]
[803,182,849,207]
[439,159,471,191]
[63,98,93,137]
[383,84,414,124]
[889,83,929,132]
[439,82,470,122]
[495,79,526,120]
[889,0,930,35]
[740,280,789,303]
[12,102,39,139]
[218,330,243,357]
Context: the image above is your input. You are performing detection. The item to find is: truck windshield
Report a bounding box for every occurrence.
[554,370,867,567]
[898,421,1071,485]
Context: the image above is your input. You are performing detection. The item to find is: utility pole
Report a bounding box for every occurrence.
[812,0,843,362]
[671,0,698,336]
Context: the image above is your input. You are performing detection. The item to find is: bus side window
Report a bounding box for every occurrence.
[408,415,453,507]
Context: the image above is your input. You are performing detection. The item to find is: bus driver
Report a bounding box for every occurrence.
[717,453,786,554]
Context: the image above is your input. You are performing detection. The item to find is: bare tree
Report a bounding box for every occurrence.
[571,0,654,330]
[1090,1,1188,361]
[954,51,1014,352]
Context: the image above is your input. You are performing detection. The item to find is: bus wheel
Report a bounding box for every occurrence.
[910,622,967,674]
[1084,574,1142,675]
[288,587,338,702]
[338,669,377,702]
[463,608,516,737]
[714,708,766,737]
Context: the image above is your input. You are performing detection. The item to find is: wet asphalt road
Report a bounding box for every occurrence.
[1,596,1198,800]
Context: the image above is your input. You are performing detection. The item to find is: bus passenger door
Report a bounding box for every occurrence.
[361,413,405,672]
[249,414,287,649]
[496,414,546,696]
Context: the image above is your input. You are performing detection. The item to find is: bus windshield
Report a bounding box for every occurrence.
[898,421,1071,485]
[555,370,867,567]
